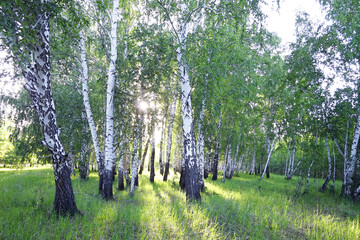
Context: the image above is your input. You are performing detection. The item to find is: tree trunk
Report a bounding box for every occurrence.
[284,142,290,179]
[212,115,222,180]
[232,133,241,175]
[150,134,156,182]
[79,112,90,180]
[139,137,150,175]
[286,158,303,180]
[130,119,141,196]
[320,135,332,192]
[24,11,77,216]
[225,143,232,179]
[196,74,208,190]
[102,0,119,200]
[331,140,336,193]
[164,94,177,181]
[159,117,165,175]
[123,153,131,187]
[179,134,186,190]
[250,133,257,175]
[259,137,277,181]
[118,155,125,190]
[79,31,104,194]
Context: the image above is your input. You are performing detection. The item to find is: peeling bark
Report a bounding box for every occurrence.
[24,11,77,215]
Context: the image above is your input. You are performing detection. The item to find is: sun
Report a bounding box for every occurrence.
[138,100,149,111]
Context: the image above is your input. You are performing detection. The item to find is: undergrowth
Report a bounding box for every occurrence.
[0,167,359,239]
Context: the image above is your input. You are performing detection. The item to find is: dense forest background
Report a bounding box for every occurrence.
[1,0,360,217]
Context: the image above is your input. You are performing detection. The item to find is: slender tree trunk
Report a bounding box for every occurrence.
[348,115,360,198]
[118,155,125,190]
[150,133,156,182]
[286,158,303,180]
[80,30,104,193]
[130,113,142,196]
[212,115,222,180]
[149,96,157,182]
[331,140,336,193]
[164,94,177,181]
[24,11,77,215]
[232,133,241,175]
[284,142,290,179]
[139,137,150,174]
[124,153,131,187]
[196,75,208,190]
[225,143,233,179]
[250,130,257,175]
[102,0,119,200]
[304,129,318,194]
[287,141,296,178]
[320,135,332,192]
[259,137,277,181]
[68,137,75,176]
[204,151,211,179]
[159,117,165,175]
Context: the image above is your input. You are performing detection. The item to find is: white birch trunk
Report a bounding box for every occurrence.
[103,0,119,199]
[343,117,360,197]
[284,142,290,179]
[177,3,200,200]
[226,143,232,179]
[24,10,77,215]
[196,74,208,190]
[79,30,104,192]
[250,129,256,175]
[259,137,277,181]
[233,133,241,175]
[164,94,177,181]
[320,135,332,192]
[130,122,141,197]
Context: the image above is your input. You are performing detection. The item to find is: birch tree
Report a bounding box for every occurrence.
[0,0,78,215]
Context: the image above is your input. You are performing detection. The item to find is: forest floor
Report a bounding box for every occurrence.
[0,167,359,239]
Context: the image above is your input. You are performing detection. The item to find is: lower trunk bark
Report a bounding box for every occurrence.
[320,136,332,192]
[150,140,155,182]
[102,169,113,200]
[53,163,78,216]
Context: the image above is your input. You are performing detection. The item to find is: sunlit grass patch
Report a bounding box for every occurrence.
[0,167,359,239]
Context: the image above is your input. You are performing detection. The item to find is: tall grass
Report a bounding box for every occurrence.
[0,167,359,239]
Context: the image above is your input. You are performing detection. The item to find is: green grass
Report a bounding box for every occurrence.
[0,167,359,239]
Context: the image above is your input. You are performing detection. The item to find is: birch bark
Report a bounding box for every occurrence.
[102,0,119,199]
[80,30,104,193]
[212,115,222,180]
[344,116,360,197]
[24,10,77,215]
[320,135,332,192]
[259,137,277,181]
[196,74,208,190]
[164,94,177,181]
[176,3,200,200]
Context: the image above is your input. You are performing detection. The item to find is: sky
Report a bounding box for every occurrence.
[262,0,326,45]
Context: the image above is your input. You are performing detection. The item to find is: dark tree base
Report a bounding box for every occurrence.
[102,169,114,200]
[163,162,170,181]
[53,165,78,216]
[179,167,186,190]
[118,170,124,190]
[150,148,155,183]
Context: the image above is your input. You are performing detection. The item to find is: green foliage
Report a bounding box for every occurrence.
[0,167,359,239]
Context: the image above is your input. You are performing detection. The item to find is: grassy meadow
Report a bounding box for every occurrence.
[0,167,359,239]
